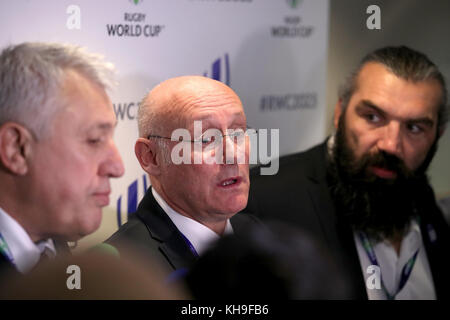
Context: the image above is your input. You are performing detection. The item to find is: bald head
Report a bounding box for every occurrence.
[134,76,249,234]
[138,76,243,138]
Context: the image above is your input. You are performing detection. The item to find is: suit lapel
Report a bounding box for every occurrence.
[135,190,197,270]
[304,142,344,254]
[305,141,368,299]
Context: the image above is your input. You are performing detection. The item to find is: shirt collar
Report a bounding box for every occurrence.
[397,219,422,266]
[0,206,56,273]
[358,218,422,266]
[151,188,233,256]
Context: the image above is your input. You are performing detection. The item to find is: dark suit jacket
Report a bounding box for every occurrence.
[245,141,450,299]
[0,249,18,280]
[106,189,261,273]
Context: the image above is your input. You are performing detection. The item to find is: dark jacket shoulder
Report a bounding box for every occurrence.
[246,142,329,222]
[250,142,327,184]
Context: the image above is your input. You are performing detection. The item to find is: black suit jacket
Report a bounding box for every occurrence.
[245,141,450,299]
[0,249,18,280]
[106,189,261,273]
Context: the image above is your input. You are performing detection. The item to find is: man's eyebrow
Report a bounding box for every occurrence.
[193,111,245,122]
[90,121,117,131]
[190,113,246,129]
[407,117,434,128]
[355,100,386,117]
[356,100,434,127]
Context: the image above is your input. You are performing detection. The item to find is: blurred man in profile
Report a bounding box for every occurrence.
[0,249,189,300]
[246,46,450,299]
[0,42,124,276]
[107,76,259,276]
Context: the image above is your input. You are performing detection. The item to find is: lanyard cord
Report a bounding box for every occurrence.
[180,232,199,258]
[358,231,419,300]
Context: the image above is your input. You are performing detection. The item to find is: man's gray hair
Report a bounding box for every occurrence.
[138,92,160,139]
[0,42,115,137]
[338,46,448,130]
[137,91,172,164]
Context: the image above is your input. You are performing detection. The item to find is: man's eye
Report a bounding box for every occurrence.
[201,136,215,144]
[365,113,381,123]
[407,123,424,134]
[88,138,102,145]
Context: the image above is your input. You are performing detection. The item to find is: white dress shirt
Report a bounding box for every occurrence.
[0,206,56,273]
[354,219,436,300]
[152,188,233,256]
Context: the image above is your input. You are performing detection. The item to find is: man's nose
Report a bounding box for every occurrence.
[100,141,125,178]
[221,132,248,165]
[222,134,236,164]
[377,122,403,157]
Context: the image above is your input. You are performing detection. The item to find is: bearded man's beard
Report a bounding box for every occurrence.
[327,113,438,242]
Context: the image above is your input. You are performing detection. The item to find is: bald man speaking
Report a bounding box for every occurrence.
[106,76,259,273]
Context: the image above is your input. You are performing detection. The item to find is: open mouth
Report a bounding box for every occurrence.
[219,177,241,188]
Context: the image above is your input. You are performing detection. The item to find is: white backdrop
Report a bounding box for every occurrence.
[0,0,329,249]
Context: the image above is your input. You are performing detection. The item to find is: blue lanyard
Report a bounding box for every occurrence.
[0,232,15,265]
[165,233,198,284]
[180,232,199,258]
[358,231,419,300]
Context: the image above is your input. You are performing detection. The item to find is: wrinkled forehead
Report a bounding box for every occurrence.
[352,63,443,115]
[356,63,444,98]
[171,85,245,129]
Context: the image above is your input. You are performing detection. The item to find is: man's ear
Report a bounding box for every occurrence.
[0,123,34,175]
[333,100,343,130]
[135,138,162,176]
